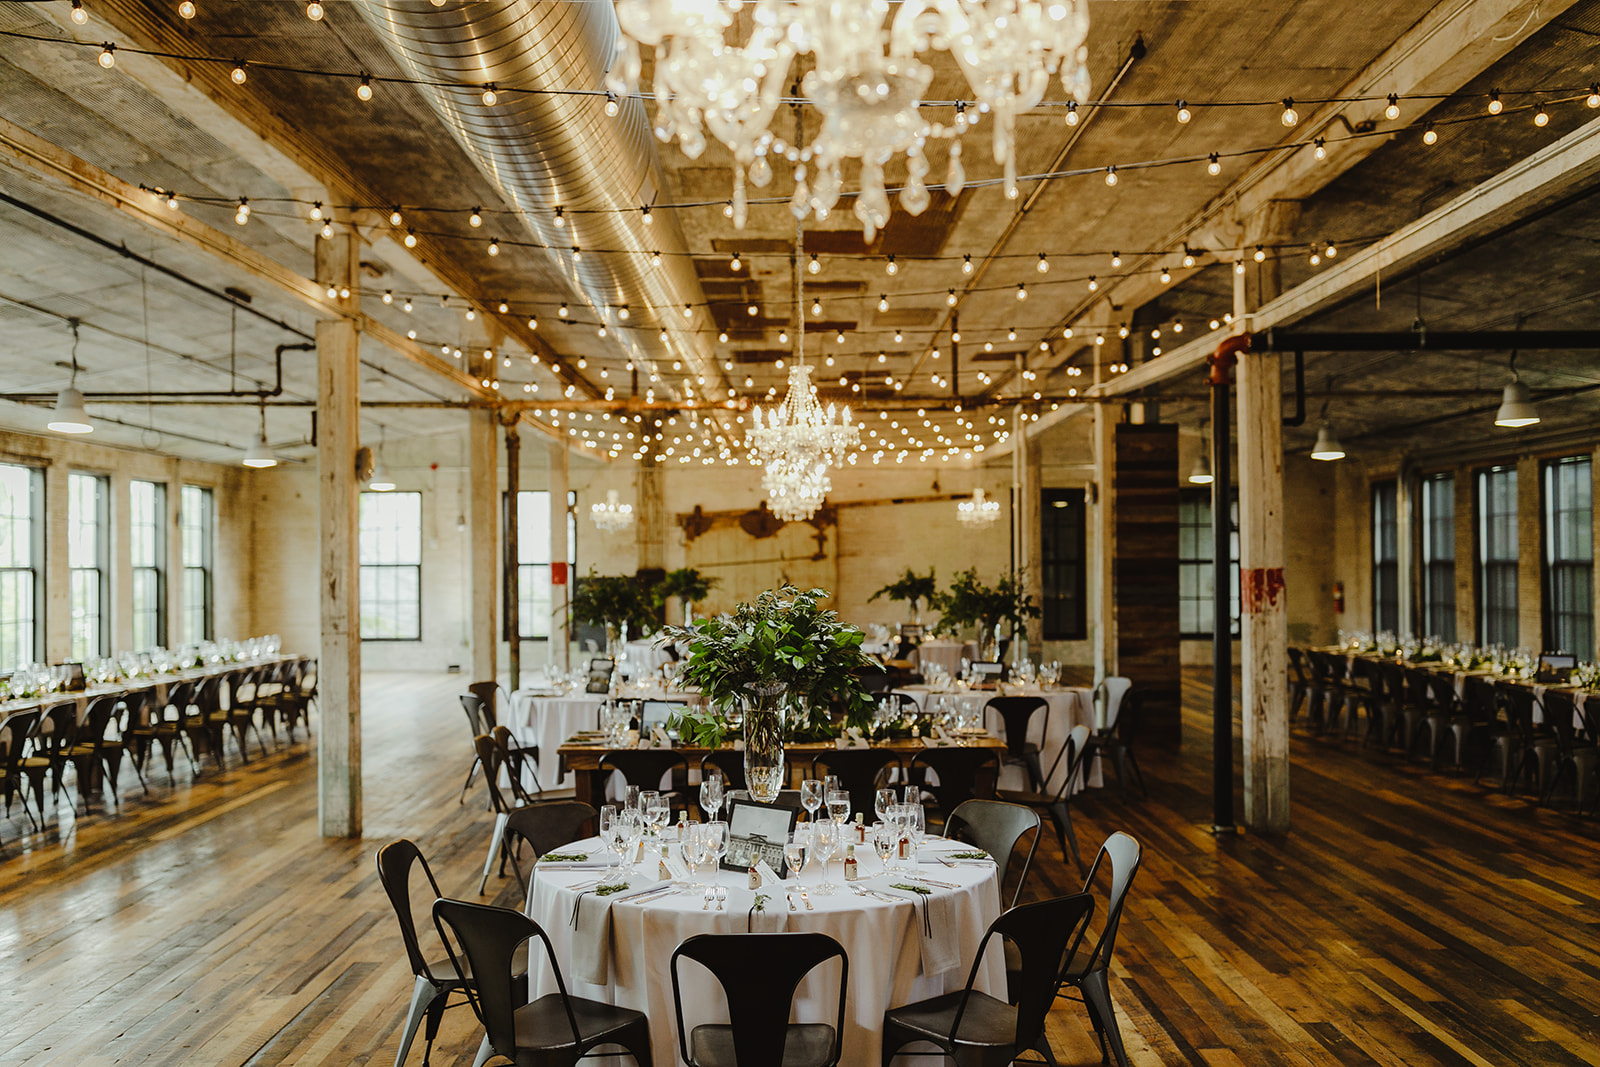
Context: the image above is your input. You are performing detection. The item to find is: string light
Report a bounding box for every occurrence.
[808,253,821,274]
[1281,98,1298,126]
[1181,246,1196,268]
[487,237,499,256]
[1087,276,1098,292]
[1588,85,1600,109]
[1036,253,1049,273]
[404,229,417,248]
[553,206,565,227]
[650,250,661,266]
[468,207,483,228]
[1234,260,1245,275]
[1105,166,1118,186]
[1534,101,1549,127]
[894,329,903,343]
[1016,284,1027,300]
[1159,266,1171,283]
[1254,245,1267,262]
[878,294,889,312]
[1325,241,1338,258]
[885,254,898,275]
[604,90,619,117]
[722,200,734,219]
[529,315,538,329]
[1384,93,1400,120]
[1064,101,1079,126]
[1207,153,1221,176]
[305,2,323,20]
[178,1,196,18]
[481,83,499,106]
[319,221,333,239]
[357,74,373,101]
[558,302,568,318]
[1488,89,1502,115]
[70,0,87,24]
[389,206,403,226]
[946,289,957,306]
[641,205,652,225]
[1313,138,1326,161]
[962,254,974,274]
[729,252,742,271]
[1111,252,1121,268]
[1176,100,1191,124]
[811,298,822,316]
[746,301,758,316]
[98,43,116,68]
[382,290,393,304]
[230,61,246,84]
[309,202,323,221]
[233,197,249,225]
[402,298,413,312]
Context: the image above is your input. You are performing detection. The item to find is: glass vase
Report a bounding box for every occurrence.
[742,682,788,803]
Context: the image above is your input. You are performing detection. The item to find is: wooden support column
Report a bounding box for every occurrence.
[549,439,571,670]
[503,416,521,693]
[1024,434,1044,653]
[1091,343,1118,696]
[1237,201,1297,834]
[315,227,360,839]
[636,454,665,574]
[468,409,498,683]
[1114,424,1181,746]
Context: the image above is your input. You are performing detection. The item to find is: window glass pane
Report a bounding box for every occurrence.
[359,491,422,639]
[1178,489,1239,638]
[69,473,106,660]
[1040,490,1086,640]
[1419,474,1456,642]
[1477,466,1519,647]
[180,486,213,643]
[1544,457,1593,656]
[0,464,40,670]
[519,491,551,565]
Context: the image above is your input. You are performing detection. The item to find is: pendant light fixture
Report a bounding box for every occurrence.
[242,399,277,468]
[368,428,396,491]
[1187,438,1214,483]
[48,320,93,434]
[1493,352,1540,428]
[1309,424,1346,461]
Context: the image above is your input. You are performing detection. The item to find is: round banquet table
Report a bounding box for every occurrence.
[893,686,1102,794]
[913,641,968,676]
[506,691,605,790]
[524,835,1007,1066]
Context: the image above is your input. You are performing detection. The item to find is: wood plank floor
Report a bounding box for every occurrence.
[1,669,1597,1066]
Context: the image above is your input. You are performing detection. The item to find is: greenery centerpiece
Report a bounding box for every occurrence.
[868,568,938,624]
[930,568,1041,660]
[569,570,659,655]
[653,567,720,624]
[664,585,880,801]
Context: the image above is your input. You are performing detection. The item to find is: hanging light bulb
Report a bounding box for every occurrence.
[388,206,403,227]
[1309,424,1345,461]
[98,43,116,69]
[1036,253,1049,274]
[309,202,324,222]
[722,200,734,219]
[1176,100,1191,124]
[1488,89,1503,115]
[1159,266,1171,283]
[1111,252,1121,268]
[729,252,742,271]
[1280,98,1298,126]
[528,315,538,330]
[1422,122,1438,145]
[1207,153,1221,176]
[558,302,568,318]
[885,255,898,275]
[1087,276,1099,292]
[1016,283,1027,300]
[71,0,87,24]
[604,90,619,117]
[356,74,373,101]
[650,250,662,267]
[1313,138,1327,161]
[1384,93,1401,121]
[402,298,413,312]
[962,254,974,275]
[1588,85,1600,109]
[1105,166,1118,186]
[178,0,196,18]
[1534,101,1550,127]
[320,221,334,240]
[1253,245,1267,262]
[878,294,889,312]
[468,207,483,228]
[1065,101,1079,126]
[481,83,499,106]
[230,62,247,84]
[305,1,323,20]
[553,206,565,227]
[487,238,500,256]
[403,229,417,248]
[946,288,957,306]
[1325,242,1338,258]
[811,298,822,317]
[1182,247,1196,268]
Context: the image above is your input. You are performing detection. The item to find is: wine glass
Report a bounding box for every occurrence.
[699,772,724,823]
[638,790,661,838]
[906,801,926,855]
[784,833,807,882]
[623,784,642,812]
[874,787,898,825]
[873,822,897,872]
[683,825,712,889]
[616,809,643,873]
[645,792,671,839]
[823,775,844,800]
[704,820,729,880]
[598,804,621,873]
[826,788,850,826]
[800,779,824,823]
[811,820,839,894]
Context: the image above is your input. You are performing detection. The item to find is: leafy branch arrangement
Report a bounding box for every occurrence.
[654,567,719,611]
[664,584,881,731]
[930,568,1040,639]
[868,568,938,619]
[569,570,660,636]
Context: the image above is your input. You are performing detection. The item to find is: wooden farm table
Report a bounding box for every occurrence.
[556,734,1008,808]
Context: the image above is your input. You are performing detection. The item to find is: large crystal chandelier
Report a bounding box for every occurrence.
[609,0,1092,238]
[591,489,636,533]
[746,224,859,521]
[956,487,1001,526]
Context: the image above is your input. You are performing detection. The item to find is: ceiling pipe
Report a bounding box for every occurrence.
[350,0,727,405]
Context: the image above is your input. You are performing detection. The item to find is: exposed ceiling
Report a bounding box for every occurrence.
[0,0,1597,471]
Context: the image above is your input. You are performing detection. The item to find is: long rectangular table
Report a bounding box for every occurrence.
[0,655,304,725]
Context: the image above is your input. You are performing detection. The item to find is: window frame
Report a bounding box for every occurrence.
[1177,487,1240,640]
[1370,480,1399,634]
[1541,455,1592,656]
[0,463,44,672]
[1419,472,1456,643]
[68,471,110,661]
[1476,465,1519,647]
[514,489,578,641]
[359,490,423,642]
[1040,488,1087,641]
[180,484,214,644]
[130,479,167,651]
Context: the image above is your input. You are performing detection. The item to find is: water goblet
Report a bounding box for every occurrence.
[784,833,807,882]
[683,825,712,889]
[645,792,670,839]
[704,820,729,882]
[874,787,898,825]
[623,784,642,812]
[616,808,643,873]
[699,772,724,823]
[825,788,851,826]
[638,790,661,837]
[598,804,622,874]
[872,822,897,872]
[800,778,824,824]
[811,820,839,894]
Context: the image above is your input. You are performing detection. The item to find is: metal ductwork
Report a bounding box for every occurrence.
[352,0,725,403]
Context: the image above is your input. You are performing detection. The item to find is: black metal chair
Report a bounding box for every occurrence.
[699,750,747,794]
[600,749,690,815]
[944,799,1041,909]
[433,898,653,1067]
[21,702,79,820]
[376,839,522,1067]
[996,724,1090,872]
[503,800,598,892]
[458,692,492,805]
[907,748,1000,826]
[63,695,124,810]
[809,750,902,822]
[1539,689,1597,809]
[1086,680,1147,800]
[1481,683,1558,794]
[494,725,544,803]
[123,686,196,785]
[984,696,1049,793]
[882,892,1094,1067]
[671,932,848,1067]
[0,708,41,830]
[277,658,316,740]
[1286,647,1311,721]
[1056,831,1143,1067]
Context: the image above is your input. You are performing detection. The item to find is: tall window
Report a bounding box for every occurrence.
[1178,489,1239,639]
[130,480,166,650]
[1477,465,1519,647]
[516,490,577,640]
[1543,456,1593,656]
[359,491,422,640]
[1420,473,1456,642]
[1371,480,1399,633]
[0,464,43,671]
[1040,489,1086,640]
[69,472,109,660]
[180,485,214,643]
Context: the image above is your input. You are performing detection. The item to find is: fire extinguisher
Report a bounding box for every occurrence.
[1332,581,1345,615]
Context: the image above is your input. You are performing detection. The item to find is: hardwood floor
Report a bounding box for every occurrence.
[1,669,1596,1066]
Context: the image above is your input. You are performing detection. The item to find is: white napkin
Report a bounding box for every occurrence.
[571,888,618,984]
[918,890,960,977]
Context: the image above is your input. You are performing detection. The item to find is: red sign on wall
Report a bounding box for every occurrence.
[552,561,568,585]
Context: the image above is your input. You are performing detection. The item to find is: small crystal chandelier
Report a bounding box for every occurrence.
[956,487,1001,526]
[609,0,1092,239]
[746,224,859,521]
[591,489,635,533]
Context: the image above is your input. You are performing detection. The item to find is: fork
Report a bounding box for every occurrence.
[715,887,727,911]
[702,887,714,910]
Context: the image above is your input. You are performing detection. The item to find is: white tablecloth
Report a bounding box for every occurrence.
[525,835,1005,1067]
[507,691,607,789]
[893,686,1101,794]
[914,642,968,676]
[621,640,674,679]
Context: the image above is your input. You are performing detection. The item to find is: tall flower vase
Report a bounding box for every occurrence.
[742,682,788,803]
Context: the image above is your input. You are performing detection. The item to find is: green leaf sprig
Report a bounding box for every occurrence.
[889,883,932,895]
[594,883,630,896]
[539,852,589,863]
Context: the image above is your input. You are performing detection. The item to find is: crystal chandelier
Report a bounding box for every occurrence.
[956,487,1001,526]
[609,0,1092,238]
[591,489,636,533]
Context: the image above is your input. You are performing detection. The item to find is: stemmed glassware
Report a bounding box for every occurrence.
[699,771,724,823]
[826,788,851,825]
[874,787,898,824]
[873,822,898,872]
[703,820,728,881]
[811,820,839,894]
[683,825,712,889]
[800,778,824,823]
[644,792,670,840]
[599,804,622,875]
[784,831,807,882]
[615,808,643,874]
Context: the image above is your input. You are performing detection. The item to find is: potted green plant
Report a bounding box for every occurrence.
[569,570,658,655]
[653,567,719,624]
[664,584,879,801]
[868,567,938,623]
[930,568,1041,660]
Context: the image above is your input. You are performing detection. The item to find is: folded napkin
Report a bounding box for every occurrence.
[746,890,789,933]
[919,889,959,977]
[570,883,630,984]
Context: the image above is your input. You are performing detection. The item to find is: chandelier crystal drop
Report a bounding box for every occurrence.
[609,0,1092,239]
[591,489,636,533]
[748,365,859,521]
[956,487,1001,525]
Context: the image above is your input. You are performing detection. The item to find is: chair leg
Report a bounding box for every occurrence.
[1079,969,1131,1067]
[1050,801,1082,872]
[458,756,482,806]
[479,811,509,895]
[1125,750,1148,798]
[393,974,435,1067]
[470,1035,493,1067]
